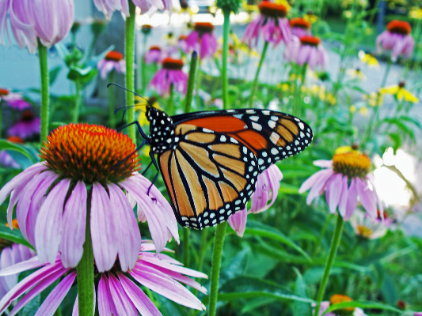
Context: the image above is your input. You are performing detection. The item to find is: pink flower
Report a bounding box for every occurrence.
[0,124,179,272]
[0,243,36,299]
[314,300,368,316]
[149,57,188,95]
[145,46,162,64]
[299,152,383,220]
[0,89,31,110]
[7,110,40,140]
[0,0,74,53]
[229,165,283,237]
[178,35,189,54]
[284,35,328,70]
[414,313,422,316]
[186,22,218,59]
[94,0,164,18]
[0,136,26,169]
[242,1,291,47]
[289,17,312,39]
[0,242,207,314]
[350,210,390,240]
[376,20,415,62]
[97,51,126,79]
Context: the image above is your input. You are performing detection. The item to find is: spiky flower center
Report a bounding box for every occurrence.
[387,20,411,35]
[105,51,124,61]
[194,22,214,33]
[40,124,140,185]
[258,1,287,18]
[7,136,24,143]
[330,294,355,315]
[300,35,320,46]
[150,46,161,51]
[332,152,371,178]
[357,225,373,238]
[162,57,184,70]
[289,17,311,29]
[0,88,9,96]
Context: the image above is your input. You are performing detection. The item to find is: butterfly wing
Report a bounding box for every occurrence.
[171,109,313,172]
[157,124,259,229]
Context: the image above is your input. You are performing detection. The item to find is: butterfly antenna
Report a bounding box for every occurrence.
[107,83,154,108]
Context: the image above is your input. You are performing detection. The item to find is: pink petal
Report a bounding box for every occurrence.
[338,176,349,218]
[228,207,247,237]
[328,173,343,214]
[98,275,118,316]
[107,274,138,315]
[345,178,358,220]
[304,169,334,204]
[140,255,207,279]
[356,178,377,218]
[0,257,45,277]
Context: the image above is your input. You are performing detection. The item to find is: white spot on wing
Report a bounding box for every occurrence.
[270,132,280,144]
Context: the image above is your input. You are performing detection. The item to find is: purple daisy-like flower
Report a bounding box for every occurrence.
[350,210,390,240]
[415,313,422,316]
[314,298,368,316]
[186,22,218,59]
[145,46,163,64]
[289,17,312,39]
[0,124,179,272]
[229,165,283,237]
[299,152,383,220]
[0,89,31,110]
[149,57,188,95]
[376,20,415,62]
[7,110,40,140]
[242,1,291,47]
[284,35,328,70]
[178,35,189,54]
[0,0,74,53]
[97,51,126,79]
[0,242,207,315]
[94,0,164,18]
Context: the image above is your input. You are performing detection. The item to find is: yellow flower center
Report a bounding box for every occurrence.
[357,225,373,238]
[330,294,355,316]
[332,152,371,178]
[40,124,141,184]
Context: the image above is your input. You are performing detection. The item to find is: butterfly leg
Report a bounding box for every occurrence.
[142,161,153,176]
[113,139,147,170]
[147,151,160,196]
[117,120,149,140]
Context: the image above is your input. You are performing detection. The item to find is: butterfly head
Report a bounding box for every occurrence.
[146,107,176,154]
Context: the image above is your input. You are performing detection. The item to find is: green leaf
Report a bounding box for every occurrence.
[321,301,402,315]
[279,182,301,195]
[49,65,62,86]
[245,221,312,262]
[0,226,33,249]
[0,140,36,163]
[292,268,311,316]
[241,297,277,314]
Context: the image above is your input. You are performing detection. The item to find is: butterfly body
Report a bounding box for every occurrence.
[144,108,313,229]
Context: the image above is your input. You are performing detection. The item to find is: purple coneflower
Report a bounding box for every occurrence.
[376,20,415,62]
[0,124,179,272]
[94,0,164,18]
[284,35,327,70]
[0,137,25,169]
[186,22,218,59]
[150,57,188,95]
[178,35,190,54]
[97,51,126,79]
[228,165,283,237]
[145,46,163,64]
[0,242,207,315]
[243,1,291,47]
[314,294,368,316]
[0,0,74,53]
[299,151,383,220]
[289,17,312,39]
[0,89,31,110]
[7,110,40,140]
[350,210,390,240]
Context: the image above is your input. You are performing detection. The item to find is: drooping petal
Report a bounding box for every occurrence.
[344,178,358,220]
[305,169,334,204]
[107,274,138,315]
[35,179,71,264]
[328,173,343,214]
[356,178,377,218]
[338,175,349,218]
[60,181,87,268]
[98,275,119,316]
[0,257,45,277]
[228,207,247,237]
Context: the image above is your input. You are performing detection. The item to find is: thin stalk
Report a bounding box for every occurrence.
[125,1,136,144]
[196,228,209,272]
[294,63,307,116]
[313,215,344,316]
[87,33,99,61]
[72,81,82,123]
[184,51,198,113]
[221,9,231,110]
[368,0,381,25]
[108,71,116,128]
[208,221,228,316]
[380,60,391,88]
[183,229,190,267]
[140,34,148,94]
[168,84,174,115]
[248,41,268,107]
[38,40,50,143]
[77,198,94,316]
[411,18,422,74]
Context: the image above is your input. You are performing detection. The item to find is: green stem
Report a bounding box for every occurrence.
[77,199,94,316]
[168,84,174,115]
[294,63,307,116]
[248,41,268,108]
[38,40,50,143]
[140,34,148,94]
[125,1,136,144]
[72,81,82,123]
[222,9,230,110]
[108,71,116,128]
[208,221,228,316]
[380,60,391,88]
[196,228,209,272]
[184,51,198,113]
[183,229,190,267]
[313,215,344,316]
[87,33,99,61]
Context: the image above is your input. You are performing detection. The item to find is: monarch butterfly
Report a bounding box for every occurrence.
[115,91,313,230]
